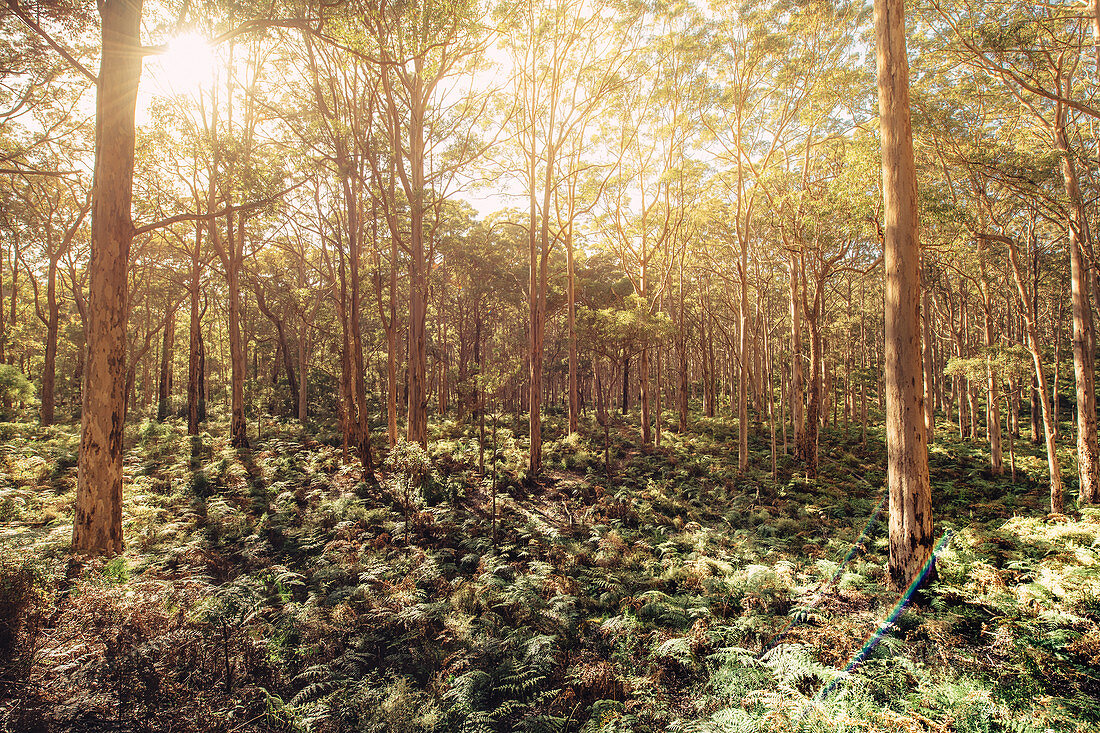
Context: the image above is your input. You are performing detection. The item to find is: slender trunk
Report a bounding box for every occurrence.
[789,252,804,459]
[297,324,309,421]
[803,281,823,478]
[8,238,17,366]
[738,266,750,471]
[227,211,247,448]
[921,284,934,441]
[1057,119,1100,504]
[386,210,398,444]
[337,250,353,461]
[404,88,428,447]
[621,354,630,415]
[41,257,60,426]
[983,301,1002,474]
[952,321,966,439]
[0,242,5,367]
[567,223,579,434]
[640,345,651,444]
[157,305,174,421]
[1053,300,1064,427]
[1007,237,1064,512]
[528,195,543,474]
[188,225,203,435]
[655,343,663,447]
[962,297,977,439]
[347,172,376,478]
[677,261,689,431]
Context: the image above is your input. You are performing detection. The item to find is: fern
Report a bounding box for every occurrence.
[290,677,336,707]
[759,643,831,696]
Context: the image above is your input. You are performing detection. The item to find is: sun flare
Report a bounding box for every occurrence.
[151,31,217,96]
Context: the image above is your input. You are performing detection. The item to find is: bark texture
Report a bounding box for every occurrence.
[73,0,143,557]
[875,0,934,592]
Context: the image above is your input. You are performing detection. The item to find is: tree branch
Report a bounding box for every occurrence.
[6,0,98,84]
[132,179,309,237]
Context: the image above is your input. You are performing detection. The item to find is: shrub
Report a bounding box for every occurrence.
[386,440,435,536]
[0,549,48,686]
[0,365,34,419]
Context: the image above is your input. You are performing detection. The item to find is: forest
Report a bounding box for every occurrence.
[1,0,1099,730]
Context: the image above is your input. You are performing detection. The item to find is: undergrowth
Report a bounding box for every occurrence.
[0,409,1097,732]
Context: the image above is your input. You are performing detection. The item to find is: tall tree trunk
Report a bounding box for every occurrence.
[188,225,203,435]
[621,353,630,415]
[386,295,398,445]
[1053,299,1063,427]
[198,327,207,423]
[982,296,1003,474]
[1007,235,1064,513]
[802,276,823,478]
[639,345,651,443]
[336,241,353,460]
[567,221,579,434]
[74,0,143,556]
[346,173,376,478]
[157,304,174,421]
[227,211,247,448]
[384,180,399,444]
[921,283,934,441]
[655,342,664,447]
[676,257,689,432]
[1056,119,1100,504]
[737,264,750,471]
[788,252,805,459]
[0,242,6,367]
[875,0,933,592]
[527,131,554,475]
[406,96,428,448]
[8,236,18,366]
[41,256,60,426]
[297,319,309,421]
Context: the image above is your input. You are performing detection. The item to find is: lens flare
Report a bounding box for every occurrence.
[152,31,217,96]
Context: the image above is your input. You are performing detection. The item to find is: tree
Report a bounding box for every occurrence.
[72,0,144,556]
[929,0,1100,503]
[371,0,488,448]
[875,0,934,592]
[503,0,639,448]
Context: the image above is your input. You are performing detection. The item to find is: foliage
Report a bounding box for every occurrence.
[0,366,35,419]
[0,410,1094,731]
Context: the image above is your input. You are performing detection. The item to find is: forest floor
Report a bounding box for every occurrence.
[1,408,1099,732]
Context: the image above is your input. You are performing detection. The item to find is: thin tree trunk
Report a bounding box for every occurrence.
[1056,118,1100,504]
[227,210,247,448]
[567,221,579,434]
[298,322,309,421]
[983,297,1002,474]
[157,305,174,421]
[640,344,651,444]
[188,225,203,435]
[738,262,750,471]
[789,252,804,459]
[1007,235,1064,512]
[41,256,60,426]
[802,277,823,478]
[921,283,935,441]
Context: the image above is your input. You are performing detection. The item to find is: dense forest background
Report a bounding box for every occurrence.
[1,0,1100,731]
